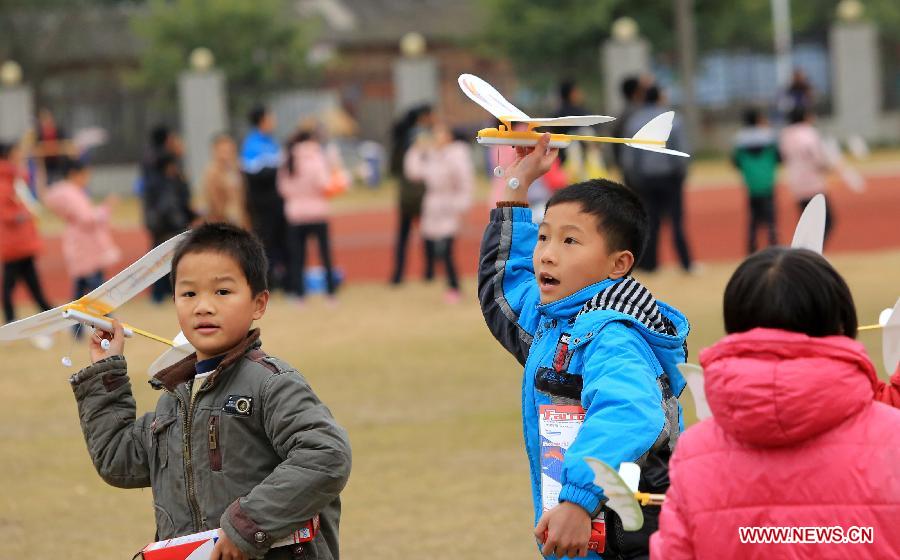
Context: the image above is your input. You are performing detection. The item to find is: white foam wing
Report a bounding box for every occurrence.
[148,331,195,377]
[0,304,72,341]
[677,363,712,420]
[625,112,690,157]
[80,231,189,313]
[791,194,826,254]
[510,115,616,127]
[458,74,529,121]
[584,458,644,531]
[883,298,900,374]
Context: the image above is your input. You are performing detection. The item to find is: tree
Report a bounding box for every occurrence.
[131,0,316,95]
[480,0,900,88]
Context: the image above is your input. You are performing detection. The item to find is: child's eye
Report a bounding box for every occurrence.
[564,237,578,244]
[216,289,231,296]
[538,234,548,242]
[181,291,195,298]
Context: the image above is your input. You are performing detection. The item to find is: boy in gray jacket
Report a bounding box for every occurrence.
[69,223,351,559]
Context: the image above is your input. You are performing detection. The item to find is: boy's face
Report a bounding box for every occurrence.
[534,202,632,304]
[174,251,268,361]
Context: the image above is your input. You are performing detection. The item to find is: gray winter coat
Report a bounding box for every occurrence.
[69,330,351,559]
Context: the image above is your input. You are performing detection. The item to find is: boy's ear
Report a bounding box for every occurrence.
[252,290,270,321]
[608,250,635,279]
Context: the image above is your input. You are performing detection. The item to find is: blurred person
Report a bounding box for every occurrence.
[779,106,835,245]
[241,105,288,291]
[388,104,432,285]
[622,85,693,272]
[143,134,197,303]
[651,247,900,559]
[875,364,900,409]
[140,126,193,302]
[780,67,815,117]
[610,75,647,177]
[404,123,474,303]
[553,79,589,166]
[43,159,120,332]
[36,107,69,183]
[732,107,781,254]
[0,142,53,326]
[203,133,248,228]
[277,126,346,304]
[480,134,689,559]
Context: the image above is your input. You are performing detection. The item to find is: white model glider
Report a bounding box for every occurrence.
[791,193,827,254]
[584,459,665,532]
[0,231,189,346]
[677,362,713,421]
[458,73,689,157]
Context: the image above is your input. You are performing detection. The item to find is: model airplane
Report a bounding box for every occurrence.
[0,231,189,358]
[583,459,666,532]
[458,73,689,157]
[791,193,827,254]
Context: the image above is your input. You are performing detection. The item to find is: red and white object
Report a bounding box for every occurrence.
[140,516,318,560]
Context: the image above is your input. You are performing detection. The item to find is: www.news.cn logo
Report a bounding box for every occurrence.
[738,526,874,545]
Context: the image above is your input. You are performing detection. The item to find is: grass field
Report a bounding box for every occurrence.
[1,249,897,559]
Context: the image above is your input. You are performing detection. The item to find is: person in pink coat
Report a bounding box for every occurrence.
[779,107,835,244]
[43,159,120,304]
[277,128,345,302]
[651,247,900,559]
[404,123,474,303]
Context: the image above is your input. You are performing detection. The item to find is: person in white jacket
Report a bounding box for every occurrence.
[404,123,475,303]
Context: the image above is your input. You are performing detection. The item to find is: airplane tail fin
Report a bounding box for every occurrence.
[626,111,690,157]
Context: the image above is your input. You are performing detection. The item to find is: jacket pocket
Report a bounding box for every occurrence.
[208,414,222,472]
[151,415,176,469]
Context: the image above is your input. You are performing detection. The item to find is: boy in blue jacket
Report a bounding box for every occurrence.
[479,134,689,559]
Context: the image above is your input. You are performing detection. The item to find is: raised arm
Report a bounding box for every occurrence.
[478,134,558,365]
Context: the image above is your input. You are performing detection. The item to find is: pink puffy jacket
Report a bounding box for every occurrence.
[651,328,900,559]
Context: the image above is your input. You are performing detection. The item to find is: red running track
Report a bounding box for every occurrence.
[12,174,900,304]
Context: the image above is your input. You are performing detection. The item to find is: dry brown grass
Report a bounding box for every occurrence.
[1,249,896,559]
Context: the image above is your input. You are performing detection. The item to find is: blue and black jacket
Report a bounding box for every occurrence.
[478,206,689,559]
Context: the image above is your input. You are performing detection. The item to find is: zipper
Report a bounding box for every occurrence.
[161,379,210,532]
[208,415,221,471]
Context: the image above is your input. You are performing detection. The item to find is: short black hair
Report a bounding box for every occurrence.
[724,247,858,338]
[170,223,269,295]
[545,179,648,269]
[248,105,269,127]
[644,85,661,105]
[742,107,762,127]
[0,142,12,159]
[621,76,640,100]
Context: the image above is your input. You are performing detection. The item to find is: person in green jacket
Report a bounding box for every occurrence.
[732,108,781,254]
[69,223,351,560]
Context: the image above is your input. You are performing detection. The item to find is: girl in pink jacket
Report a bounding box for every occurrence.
[651,247,900,559]
[43,160,120,303]
[404,124,474,303]
[277,130,344,302]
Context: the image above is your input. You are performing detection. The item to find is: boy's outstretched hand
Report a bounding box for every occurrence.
[535,501,592,558]
[502,132,559,203]
[89,319,125,363]
[210,530,249,560]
